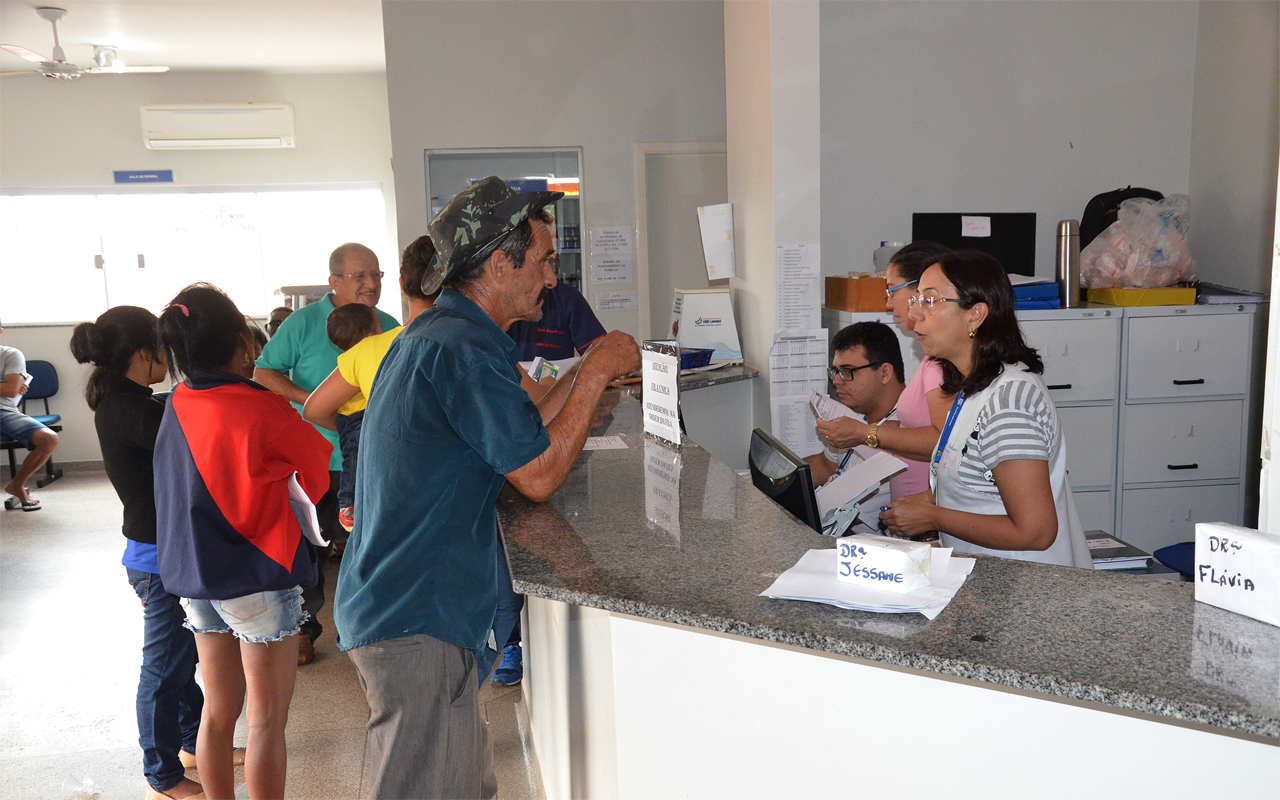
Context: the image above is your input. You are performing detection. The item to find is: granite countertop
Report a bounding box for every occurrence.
[679,363,758,391]
[497,394,1280,742]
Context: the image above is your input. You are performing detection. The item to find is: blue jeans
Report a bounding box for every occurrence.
[335,411,363,510]
[127,568,203,793]
[478,543,524,684]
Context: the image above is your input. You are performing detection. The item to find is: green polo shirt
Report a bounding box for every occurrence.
[255,292,399,471]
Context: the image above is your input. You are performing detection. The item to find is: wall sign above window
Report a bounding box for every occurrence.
[113,170,174,184]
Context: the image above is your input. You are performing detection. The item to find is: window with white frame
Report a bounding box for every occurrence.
[0,188,393,324]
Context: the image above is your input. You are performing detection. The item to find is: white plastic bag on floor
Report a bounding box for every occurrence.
[1081,194,1197,288]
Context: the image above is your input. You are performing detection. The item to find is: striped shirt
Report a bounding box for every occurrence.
[954,377,1057,491]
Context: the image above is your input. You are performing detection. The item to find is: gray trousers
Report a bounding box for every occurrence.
[348,633,497,800]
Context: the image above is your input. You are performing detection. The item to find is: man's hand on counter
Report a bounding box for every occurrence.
[579,330,642,387]
[816,415,870,450]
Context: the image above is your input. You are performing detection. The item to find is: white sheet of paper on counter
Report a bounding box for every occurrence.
[760,547,975,620]
[584,436,629,451]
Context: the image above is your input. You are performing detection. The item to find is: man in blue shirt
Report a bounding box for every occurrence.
[506,279,606,361]
[335,177,640,799]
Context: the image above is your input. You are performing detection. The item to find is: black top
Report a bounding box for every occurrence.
[95,380,165,544]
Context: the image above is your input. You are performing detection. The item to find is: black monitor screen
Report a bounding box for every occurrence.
[748,428,821,532]
[911,212,1037,276]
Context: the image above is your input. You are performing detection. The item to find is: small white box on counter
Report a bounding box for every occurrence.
[835,534,931,594]
[1194,522,1280,628]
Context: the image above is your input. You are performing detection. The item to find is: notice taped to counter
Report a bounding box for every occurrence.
[1194,522,1280,628]
[642,340,681,446]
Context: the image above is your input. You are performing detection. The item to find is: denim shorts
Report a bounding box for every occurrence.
[182,586,308,643]
[0,408,48,447]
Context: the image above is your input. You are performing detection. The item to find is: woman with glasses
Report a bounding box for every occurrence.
[879,251,1092,568]
[816,241,951,502]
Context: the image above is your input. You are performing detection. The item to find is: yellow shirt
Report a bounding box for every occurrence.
[335,325,404,416]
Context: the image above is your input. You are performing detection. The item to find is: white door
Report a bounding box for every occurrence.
[640,148,728,340]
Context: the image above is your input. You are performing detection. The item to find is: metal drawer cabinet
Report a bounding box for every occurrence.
[1120,484,1242,555]
[1126,314,1251,399]
[1058,405,1116,489]
[1072,490,1113,533]
[1021,317,1120,403]
[1121,400,1243,484]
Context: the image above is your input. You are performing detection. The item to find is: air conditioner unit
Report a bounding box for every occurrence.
[140,104,296,150]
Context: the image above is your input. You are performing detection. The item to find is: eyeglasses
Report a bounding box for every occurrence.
[335,271,385,282]
[907,293,961,311]
[885,279,917,298]
[828,363,880,382]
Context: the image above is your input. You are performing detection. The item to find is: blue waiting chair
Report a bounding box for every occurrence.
[1,359,64,488]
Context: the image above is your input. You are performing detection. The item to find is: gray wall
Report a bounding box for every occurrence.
[820,0,1201,280]
[1188,1,1280,294]
[381,0,728,340]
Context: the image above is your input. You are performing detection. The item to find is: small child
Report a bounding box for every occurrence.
[325,304,382,531]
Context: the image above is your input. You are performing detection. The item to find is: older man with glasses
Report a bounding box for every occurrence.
[253,242,400,665]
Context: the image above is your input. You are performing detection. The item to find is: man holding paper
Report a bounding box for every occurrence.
[806,322,906,516]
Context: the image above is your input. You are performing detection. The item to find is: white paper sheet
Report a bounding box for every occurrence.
[760,547,975,620]
[584,435,629,451]
[589,226,633,255]
[595,290,638,312]
[590,254,633,285]
[775,244,822,330]
[288,473,328,548]
[769,329,829,398]
[697,203,736,280]
[814,451,908,517]
[810,389,858,421]
[770,395,823,459]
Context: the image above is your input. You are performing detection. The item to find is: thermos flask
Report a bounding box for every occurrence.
[1056,219,1081,308]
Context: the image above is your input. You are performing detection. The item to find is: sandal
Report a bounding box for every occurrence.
[3,497,40,512]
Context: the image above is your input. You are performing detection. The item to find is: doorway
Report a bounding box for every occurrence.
[634,143,728,340]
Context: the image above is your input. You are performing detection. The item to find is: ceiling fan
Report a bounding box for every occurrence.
[1,7,169,80]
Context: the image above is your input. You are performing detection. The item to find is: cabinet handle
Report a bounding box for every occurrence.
[1172,379,1205,386]
[1167,463,1199,470]
[1046,384,1072,390]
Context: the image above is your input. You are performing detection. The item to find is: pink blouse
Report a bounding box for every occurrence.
[889,357,943,500]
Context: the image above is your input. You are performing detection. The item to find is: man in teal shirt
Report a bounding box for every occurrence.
[254,242,399,661]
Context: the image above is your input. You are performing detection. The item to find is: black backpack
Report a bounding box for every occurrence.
[1080,186,1164,249]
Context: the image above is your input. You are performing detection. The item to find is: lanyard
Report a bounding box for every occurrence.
[835,406,897,474]
[933,392,967,465]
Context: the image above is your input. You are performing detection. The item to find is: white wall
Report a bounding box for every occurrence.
[820,0,1200,280]
[1187,1,1280,295]
[0,70,397,463]
[381,0,727,340]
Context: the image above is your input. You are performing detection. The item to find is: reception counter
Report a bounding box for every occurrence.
[497,394,1279,799]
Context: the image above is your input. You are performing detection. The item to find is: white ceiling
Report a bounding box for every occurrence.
[0,0,386,74]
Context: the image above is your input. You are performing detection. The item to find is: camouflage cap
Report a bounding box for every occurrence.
[424,176,563,295]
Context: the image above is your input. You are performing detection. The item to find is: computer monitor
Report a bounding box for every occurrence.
[911,212,1037,276]
[748,428,821,532]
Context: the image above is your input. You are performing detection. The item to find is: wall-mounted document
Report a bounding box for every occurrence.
[590,254,633,285]
[697,203,736,280]
[595,290,638,312]
[776,244,821,330]
[589,226,633,255]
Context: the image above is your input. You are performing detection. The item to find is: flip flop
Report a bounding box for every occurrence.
[4,497,40,512]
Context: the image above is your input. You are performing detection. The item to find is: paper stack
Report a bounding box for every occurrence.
[760,547,975,620]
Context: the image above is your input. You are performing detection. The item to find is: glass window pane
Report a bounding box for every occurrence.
[98,193,266,316]
[0,195,107,324]
[256,189,394,315]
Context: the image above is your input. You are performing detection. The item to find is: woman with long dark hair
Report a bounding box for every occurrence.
[70,307,206,800]
[879,251,1091,568]
[153,283,331,800]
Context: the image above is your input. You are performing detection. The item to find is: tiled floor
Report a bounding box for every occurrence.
[0,471,544,800]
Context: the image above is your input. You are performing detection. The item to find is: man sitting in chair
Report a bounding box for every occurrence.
[1,330,59,511]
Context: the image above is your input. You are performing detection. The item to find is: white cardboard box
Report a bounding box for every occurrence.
[670,288,742,363]
[1194,522,1280,628]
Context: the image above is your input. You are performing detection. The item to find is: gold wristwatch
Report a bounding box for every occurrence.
[865,425,880,448]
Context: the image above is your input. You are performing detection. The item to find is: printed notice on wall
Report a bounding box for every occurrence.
[589,226,633,255]
[595,290,638,312]
[776,244,821,330]
[590,254,633,285]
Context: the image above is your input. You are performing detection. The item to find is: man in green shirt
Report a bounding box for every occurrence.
[254,242,399,662]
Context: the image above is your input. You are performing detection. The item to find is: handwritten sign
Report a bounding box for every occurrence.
[961,215,991,237]
[1195,522,1280,628]
[835,534,931,594]
[641,341,681,446]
